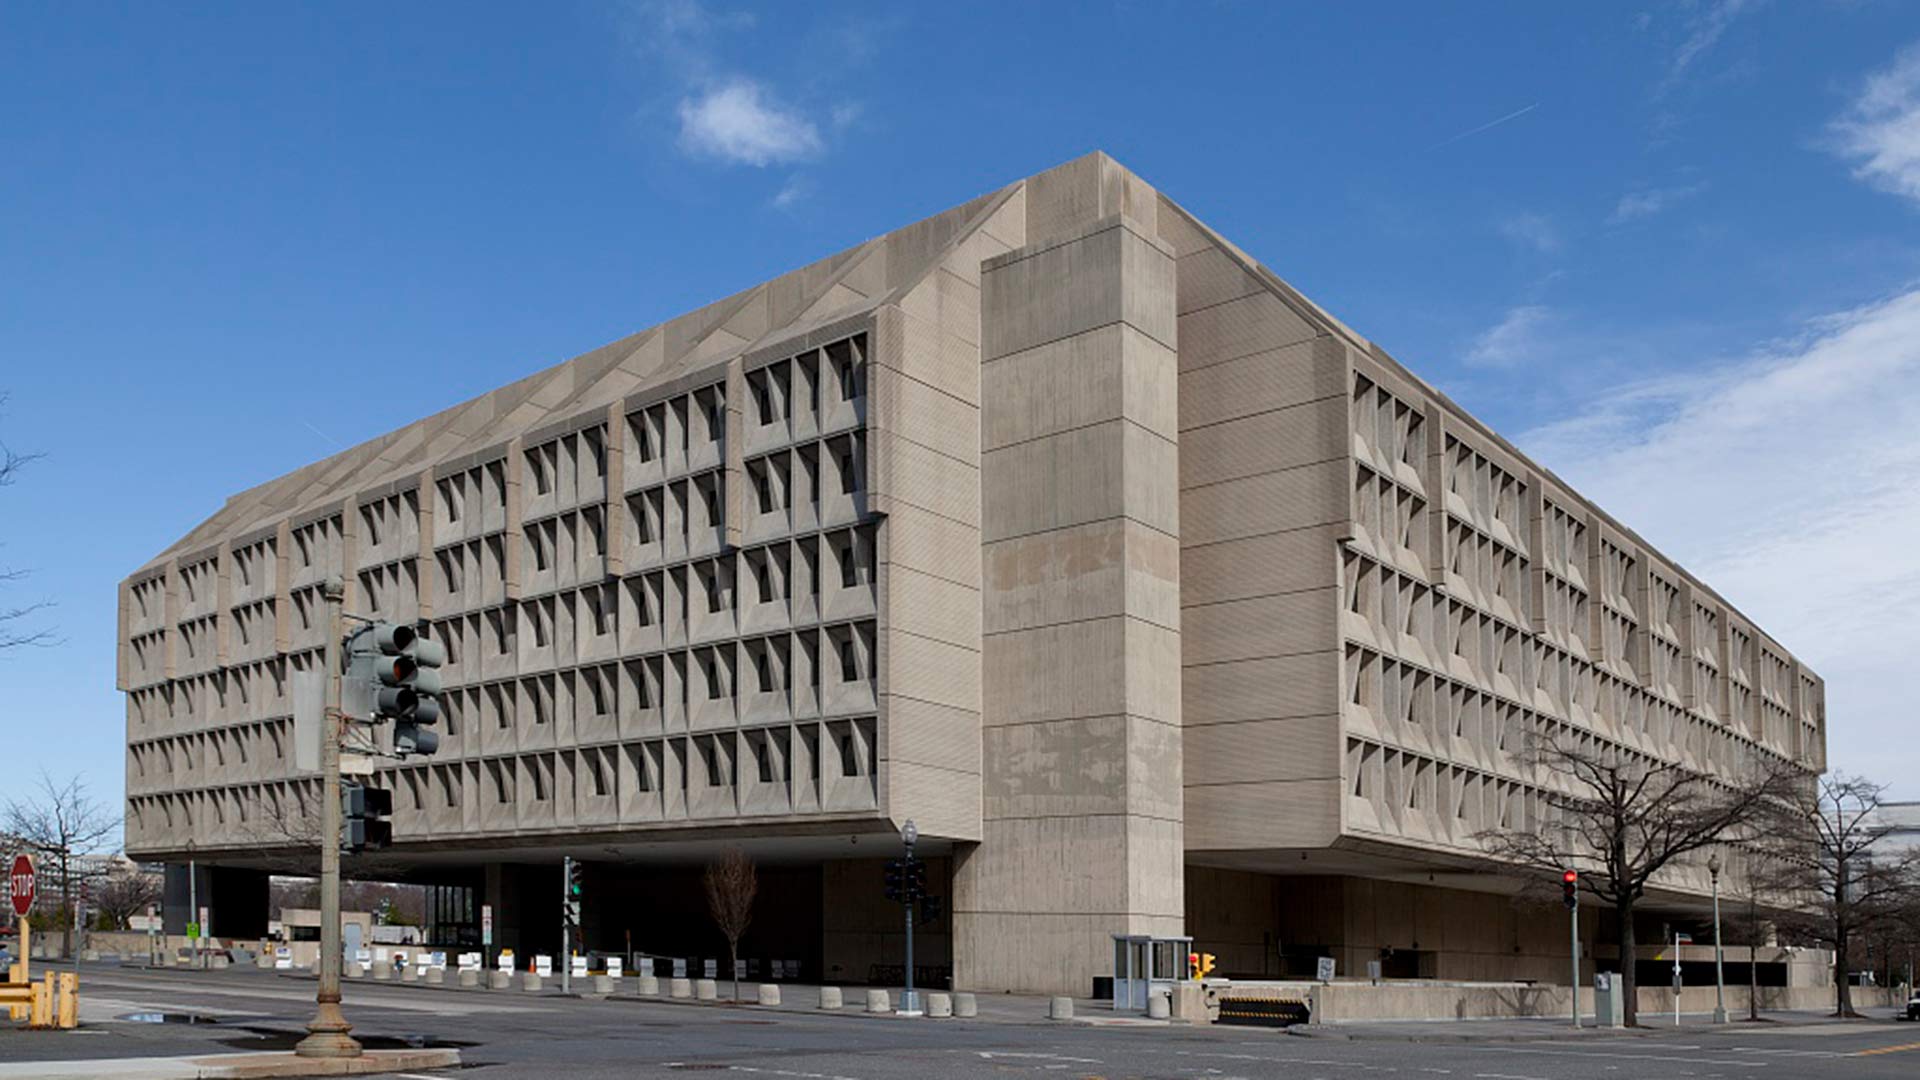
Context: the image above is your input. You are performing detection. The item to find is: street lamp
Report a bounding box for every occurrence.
[900,820,920,1017]
[1709,852,1727,1025]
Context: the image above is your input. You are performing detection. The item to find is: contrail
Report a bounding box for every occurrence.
[1431,102,1539,150]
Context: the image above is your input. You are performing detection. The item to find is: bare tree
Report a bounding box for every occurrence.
[1482,733,1797,1027]
[1758,774,1919,1017]
[5,773,120,955]
[93,866,164,931]
[0,392,52,651]
[704,849,757,1001]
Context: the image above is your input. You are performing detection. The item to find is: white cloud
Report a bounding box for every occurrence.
[1832,42,1920,205]
[677,79,823,167]
[770,175,811,209]
[1609,182,1708,223]
[1499,212,1561,254]
[1517,287,1920,794]
[1465,305,1555,369]
[1662,0,1756,93]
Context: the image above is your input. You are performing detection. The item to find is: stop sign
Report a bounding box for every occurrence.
[9,854,33,918]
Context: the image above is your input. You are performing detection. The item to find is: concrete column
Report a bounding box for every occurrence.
[957,211,1183,995]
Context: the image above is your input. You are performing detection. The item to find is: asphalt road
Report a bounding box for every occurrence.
[7,963,1920,1080]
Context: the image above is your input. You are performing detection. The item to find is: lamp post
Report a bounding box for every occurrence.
[1709,852,1728,1025]
[295,577,361,1059]
[900,819,919,1017]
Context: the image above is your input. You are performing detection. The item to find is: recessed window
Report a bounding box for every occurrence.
[837,448,857,494]
[839,539,857,589]
[756,649,773,692]
[706,569,726,614]
[839,637,858,683]
[705,743,724,787]
[756,741,774,784]
[756,560,774,603]
[839,732,860,776]
[701,481,721,526]
[838,357,859,401]
[754,380,774,426]
[754,469,773,514]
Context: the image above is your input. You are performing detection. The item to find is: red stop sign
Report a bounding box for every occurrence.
[9,854,33,918]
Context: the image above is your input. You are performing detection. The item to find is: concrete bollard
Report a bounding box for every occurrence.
[1049,996,1074,1021]
[819,986,843,1010]
[757,983,780,1007]
[401,965,419,983]
[1147,991,1170,1020]
[488,969,511,990]
[670,977,693,999]
[426,968,445,985]
[866,989,891,1014]
[82,949,99,962]
[370,959,392,980]
[927,992,953,1018]
[695,978,718,1001]
[594,974,615,995]
[638,973,660,996]
[255,953,275,970]
[522,972,543,992]
[346,962,366,979]
[458,968,480,988]
[209,954,230,970]
[953,992,977,1018]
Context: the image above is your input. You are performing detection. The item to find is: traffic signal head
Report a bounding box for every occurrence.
[1562,869,1578,909]
[372,622,445,757]
[918,894,943,926]
[567,858,584,898]
[1191,952,1216,979]
[883,859,904,903]
[342,782,394,853]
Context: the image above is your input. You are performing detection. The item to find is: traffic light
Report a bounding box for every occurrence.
[918,893,943,927]
[564,856,583,927]
[1189,952,1216,979]
[370,622,444,757]
[906,859,927,901]
[1562,869,1578,910]
[342,782,393,853]
[883,858,904,903]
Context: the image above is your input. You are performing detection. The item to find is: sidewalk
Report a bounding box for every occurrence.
[1290,1009,1901,1043]
[0,1048,459,1079]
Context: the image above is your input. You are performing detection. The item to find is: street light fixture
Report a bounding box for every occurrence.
[1709,852,1728,1025]
[900,820,920,1017]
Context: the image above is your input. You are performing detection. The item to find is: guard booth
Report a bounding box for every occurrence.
[1110,933,1191,1011]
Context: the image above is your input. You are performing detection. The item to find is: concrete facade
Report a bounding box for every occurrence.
[119,153,1826,996]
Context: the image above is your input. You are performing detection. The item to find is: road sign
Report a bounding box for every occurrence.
[185,922,200,940]
[9,854,34,917]
[482,904,493,946]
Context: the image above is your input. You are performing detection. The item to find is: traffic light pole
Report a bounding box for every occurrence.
[561,856,571,996]
[1569,891,1580,1029]
[296,577,361,1060]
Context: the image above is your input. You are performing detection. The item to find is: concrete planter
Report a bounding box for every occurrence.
[522,972,543,992]
[953,992,977,1018]
[866,989,891,1013]
[670,977,693,999]
[757,984,780,1006]
[1048,996,1073,1020]
[426,968,446,985]
[458,969,480,987]
[370,959,393,980]
[927,993,952,1018]
[695,978,718,1001]
[487,969,511,990]
[593,974,615,995]
[637,974,660,995]
[401,965,419,983]
[819,987,843,1009]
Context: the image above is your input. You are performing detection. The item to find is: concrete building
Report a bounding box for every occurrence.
[118,153,1826,995]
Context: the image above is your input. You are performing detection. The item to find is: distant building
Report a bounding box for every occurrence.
[119,153,1826,994]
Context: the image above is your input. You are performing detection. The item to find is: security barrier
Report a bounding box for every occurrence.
[1217,993,1311,1027]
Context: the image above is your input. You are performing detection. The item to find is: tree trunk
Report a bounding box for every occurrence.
[59,851,72,959]
[1747,895,1759,1022]
[1834,925,1853,1018]
[730,943,740,1002]
[1619,899,1639,1027]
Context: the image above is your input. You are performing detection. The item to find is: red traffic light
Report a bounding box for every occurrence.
[1562,870,1577,884]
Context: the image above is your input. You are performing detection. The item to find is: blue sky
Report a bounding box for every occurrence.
[6,1,1920,834]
